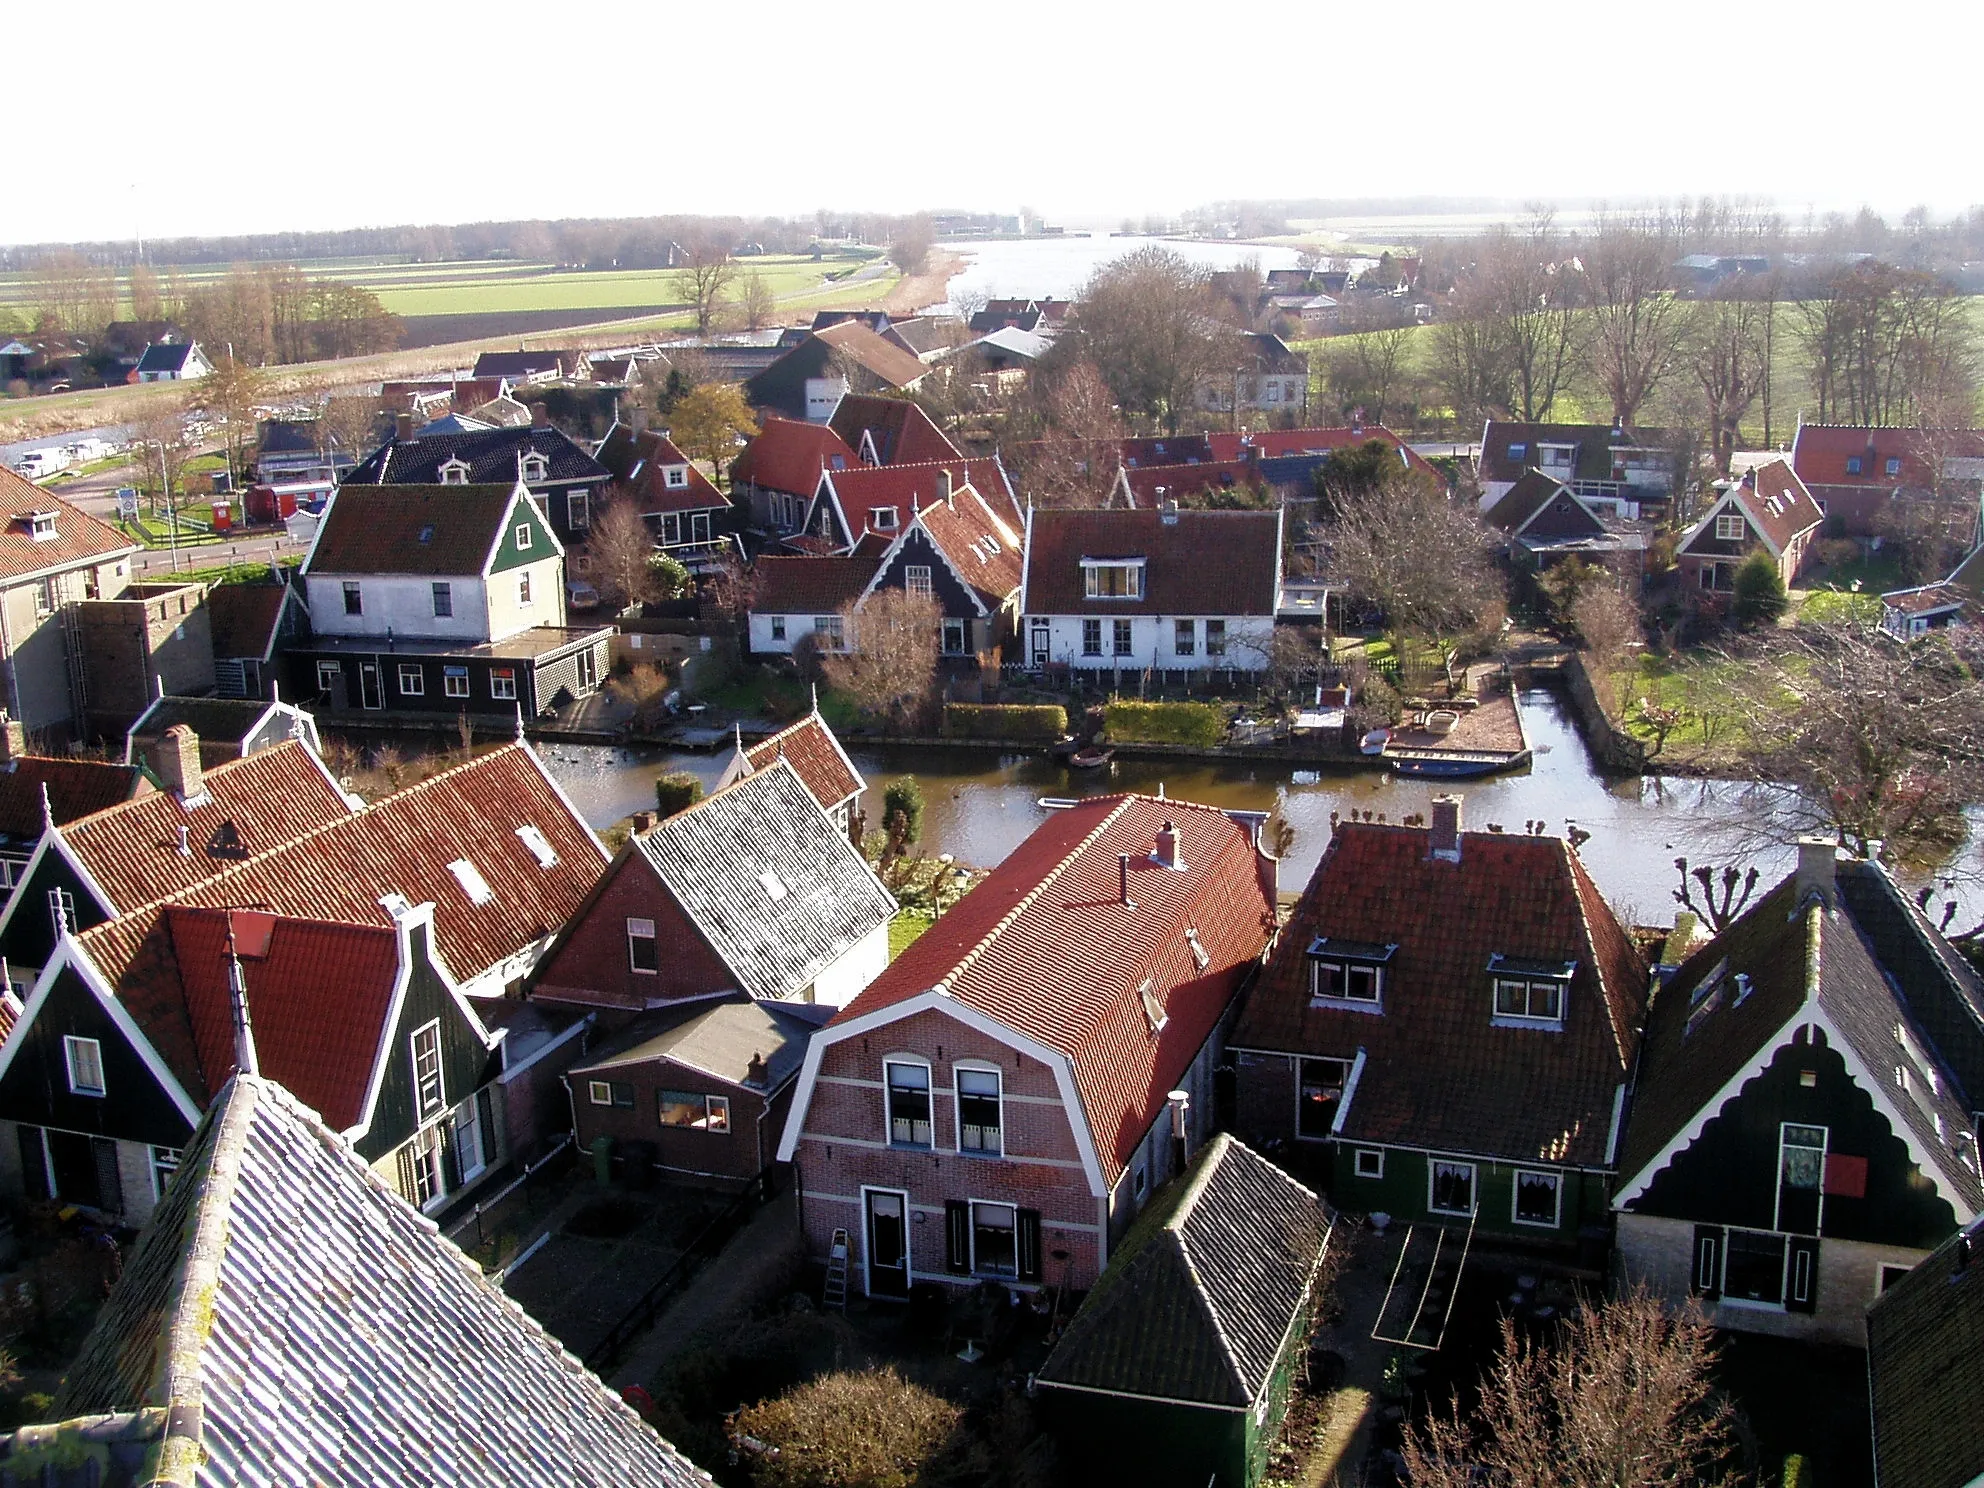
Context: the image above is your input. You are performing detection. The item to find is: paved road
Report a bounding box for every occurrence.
[44,460,304,576]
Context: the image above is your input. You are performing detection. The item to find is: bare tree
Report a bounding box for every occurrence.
[888,217,936,276]
[673,237,737,338]
[1009,357,1129,508]
[1570,577,1640,680]
[587,497,662,610]
[1325,473,1501,647]
[820,588,942,728]
[1585,214,1687,425]
[1064,247,1238,433]
[738,271,777,332]
[1685,285,1772,474]
[1430,308,1516,434]
[191,354,270,491]
[1405,1286,1738,1488]
[1476,210,1585,422]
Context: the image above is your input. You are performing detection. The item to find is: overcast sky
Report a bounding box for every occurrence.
[10,0,1980,246]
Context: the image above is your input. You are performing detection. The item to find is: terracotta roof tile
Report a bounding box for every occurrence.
[834,795,1276,1174]
[1790,422,1984,489]
[0,758,149,840]
[205,583,292,661]
[808,322,929,389]
[1231,822,1645,1168]
[729,417,860,499]
[750,555,879,614]
[913,489,1024,607]
[1206,425,1441,479]
[598,426,726,515]
[1022,508,1281,617]
[305,483,525,575]
[0,470,140,583]
[828,395,962,466]
[745,713,864,810]
[820,459,1016,546]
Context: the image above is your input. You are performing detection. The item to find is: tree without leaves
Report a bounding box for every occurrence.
[1475,211,1585,422]
[666,381,757,480]
[1324,472,1500,645]
[737,271,777,332]
[587,496,664,610]
[1404,1286,1738,1488]
[673,238,736,338]
[191,353,269,490]
[1429,307,1517,433]
[1065,246,1239,433]
[820,588,942,729]
[1584,215,1688,425]
[1007,357,1128,508]
[887,217,935,276]
[1684,282,1773,475]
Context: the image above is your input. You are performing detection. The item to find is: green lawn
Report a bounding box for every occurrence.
[889,912,932,960]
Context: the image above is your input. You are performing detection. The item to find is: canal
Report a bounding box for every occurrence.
[530,689,1963,923]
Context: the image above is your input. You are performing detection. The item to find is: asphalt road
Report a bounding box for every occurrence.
[50,461,306,577]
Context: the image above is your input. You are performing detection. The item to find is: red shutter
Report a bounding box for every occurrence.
[1823,1153,1867,1198]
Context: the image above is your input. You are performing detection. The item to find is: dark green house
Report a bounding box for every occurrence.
[1035,1134,1335,1488]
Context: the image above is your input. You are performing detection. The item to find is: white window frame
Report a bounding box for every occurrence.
[397,663,424,697]
[409,1124,446,1208]
[451,1093,487,1183]
[443,666,470,698]
[1082,561,1144,600]
[1112,618,1134,656]
[410,1020,446,1124]
[904,563,932,594]
[316,660,342,694]
[515,824,559,868]
[1776,1121,1829,1232]
[438,458,470,485]
[63,1035,105,1097]
[954,1062,1005,1157]
[1714,513,1745,542]
[665,466,689,489]
[627,916,659,973]
[342,581,362,616]
[1310,958,1384,1011]
[1081,618,1102,656]
[873,508,901,533]
[1512,1168,1563,1228]
[1492,976,1566,1028]
[1428,1159,1477,1218]
[518,571,532,606]
[769,615,787,642]
[521,454,549,483]
[1174,618,1196,656]
[941,618,968,655]
[883,1056,935,1149]
[515,523,533,550]
[1353,1148,1385,1179]
[969,1198,1020,1278]
[588,1080,615,1106]
[447,857,494,906]
[489,667,518,701]
[659,1089,731,1132]
[1204,619,1226,657]
[813,615,845,651]
[567,491,589,530]
[150,1145,182,1201]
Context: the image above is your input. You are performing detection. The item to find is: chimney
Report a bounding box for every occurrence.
[1167,1088,1191,1173]
[1152,820,1185,871]
[1795,836,1838,909]
[1118,853,1135,909]
[0,712,24,765]
[745,1051,768,1088]
[532,402,550,429]
[1160,498,1179,525]
[937,468,954,509]
[1428,794,1462,862]
[629,809,656,836]
[394,412,415,442]
[158,725,205,803]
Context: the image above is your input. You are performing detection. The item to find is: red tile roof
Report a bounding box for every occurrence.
[1789,423,1984,489]
[729,417,860,499]
[205,584,292,662]
[0,758,150,840]
[751,556,880,614]
[820,459,1016,545]
[1119,461,1265,508]
[599,426,727,515]
[0,469,140,583]
[1206,425,1441,479]
[834,795,1276,1174]
[828,395,962,467]
[912,491,1024,608]
[745,712,865,810]
[58,742,355,915]
[1231,822,1646,1168]
[1684,458,1824,559]
[165,907,402,1131]
[1022,507,1281,617]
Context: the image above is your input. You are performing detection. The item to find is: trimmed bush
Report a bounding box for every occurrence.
[882,777,924,845]
[941,703,1068,741]
[733,1366,960,1488]
[654,771,705,818]
[1102,699,1227,748]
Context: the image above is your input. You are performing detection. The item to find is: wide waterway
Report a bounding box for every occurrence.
[530,690,1984,926]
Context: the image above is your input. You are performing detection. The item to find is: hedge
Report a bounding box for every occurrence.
[941,703,1068,741]
[1102,700,1227,748]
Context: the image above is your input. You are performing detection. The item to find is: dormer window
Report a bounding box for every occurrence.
[520,453,548,482]
[1138,978,1168,1034]
[1081,558,1145,599]
[665,466,689,489]
[24,511,57,542]
[870,507,899,532]
[1307,937,1394,1011]
[438,458,470,485]
[1488,954,1574,1028]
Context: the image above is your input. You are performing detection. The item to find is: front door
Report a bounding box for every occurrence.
[359,662,383,710]
[865,1189,910,1298]
[575,646,598,694]
[1029,621,1049,668]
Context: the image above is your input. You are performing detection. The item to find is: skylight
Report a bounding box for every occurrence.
[758,869,788,902]
[1138,979,1168,1034]
[1185,928,1210,972]
[448,857,495,906]
[515,824,558,868]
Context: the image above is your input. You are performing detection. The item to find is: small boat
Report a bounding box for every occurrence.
[1424,709,1461,737]
[1389,754,1518,780]
[1036,796,1081,811]
[1068,747,1115,770]
[1360,729,1391,756]
[1046,735,1082,761]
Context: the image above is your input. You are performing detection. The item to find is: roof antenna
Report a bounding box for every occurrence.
[224,912,260,1079]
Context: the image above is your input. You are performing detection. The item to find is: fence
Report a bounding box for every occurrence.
[581,1163,787,1370]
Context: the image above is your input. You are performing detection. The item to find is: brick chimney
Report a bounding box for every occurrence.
[745,1051,768,1088]
[394,412,415,442]
[936,468,953,509]
[0,712,24,765]
[1795,836,1837,909]
[531,402,550,428]
[1428,794,1462,862]
[629,809,656,836]
[1152,819,1185,871]
[157,724,205,803]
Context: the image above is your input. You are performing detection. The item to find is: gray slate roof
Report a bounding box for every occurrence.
[343,425,606,487]
[1036,1134,1333,1409]
[1868,1216,1984,1488]
[637,760,897,1002]
[34,1075,709,1488]
[573,993,833,1091]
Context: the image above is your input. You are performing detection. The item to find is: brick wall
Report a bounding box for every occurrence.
[572,1057,771,1183]
[531,852,735,1009]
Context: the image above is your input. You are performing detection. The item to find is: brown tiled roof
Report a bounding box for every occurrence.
[744,712,864,810]
[1790,422,1984,489]
[821,459,1015,544]
[828,394,962,466]
[810,322,928,389]
[1119,461,1265,508]
[598,426,726,515]
[58,741,355,915]
[0,758,149,839]
[1484,470,1576,534]
[729,417,859,499]
[833,795,1277,1174]
[750,556,879,614]
[0,469,139,583]
[205,583,292,661]
[78,744,609,1101]
[307,484,523,575]
[1735,458,1824,552]
[1868,1218,1984,1488]
[1021,508,1281,617]
[1231,822,1645,1168]
[914,491,1024,608]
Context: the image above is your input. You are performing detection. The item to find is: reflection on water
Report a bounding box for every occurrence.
[538,691,1875,921]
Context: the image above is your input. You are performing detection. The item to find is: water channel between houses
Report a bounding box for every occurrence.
[531,689,1984,926]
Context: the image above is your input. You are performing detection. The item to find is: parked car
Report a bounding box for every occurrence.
[567,580,601,610]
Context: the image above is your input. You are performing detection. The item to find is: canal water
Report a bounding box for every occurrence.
[531,689,1957,925]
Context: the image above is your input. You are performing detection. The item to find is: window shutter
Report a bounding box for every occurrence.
[439,1120,463,1191]
[477,1087,500,1164]
[1017,1208,1043,1283]
[1691,1225,1723,1300]
[396,1144,419,1204]
[945,1200,971,1274]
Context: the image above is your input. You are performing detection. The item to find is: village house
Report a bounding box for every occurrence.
[1866,1215,1984,1488]
[1035,1134,1335,1488]
[125,692,320,770]
[1879,544,1984,639]
[827,393,963,467]
[9,1073,709,1488]
[471,349,574,384]
[341,419,611,550]
[594,421,737,570]
[204,579,305,699]
[1476,420,1679,520]
[0,724,150,897]
[1198,333,1308,419]
[1789,419,1984,537]
[0,471,142,737]
[744,556,878,660]
[1019,506,1282,674]
[0,739,610,1222]
[1675,458,1824,596]
[131,338,212,383]
[799,457,1016,555]
[252,417,358,505]
[744,323,930,422]
[291,480,611,719]
[1231,799,1645,1253]
[777,794,1279,1297]
[714,704,866,829]
[565,993,832,1186]
[728,417,860,538]
[1483,469,1647,571]
[1613,843,1984,1346]
[529,760,893,1017]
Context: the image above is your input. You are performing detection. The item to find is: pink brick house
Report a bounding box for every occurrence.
[776,794,1279,1298]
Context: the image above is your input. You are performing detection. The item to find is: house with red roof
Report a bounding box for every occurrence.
[1676,458,1824,596]
[594,421,737,571]
[715,703,866,827]
[730,416,861,539]
[1019,506,1282,673]
[1787,420,1984,537]
[801,458,1019,554]
[777,794,1279,1295]
[1205,424,1442,483]
[828,394,963,468]
[745,556,880,657]
[743,323,930,423]
[1230,797,1646,1250]
[0,739,610,1223]
[1879,543,1984,639]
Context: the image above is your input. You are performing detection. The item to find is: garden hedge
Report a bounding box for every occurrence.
[1101,700,1227,748]
[941,703,1068,741]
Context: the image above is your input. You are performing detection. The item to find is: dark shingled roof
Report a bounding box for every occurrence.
[37,1075,710,1488]
[0,758,148,840]
[127,697,280,750]
[304,484,524,576]
[1037,1134,1333,1408]
[1021,508,1281,618]
[1867,1217,1984,1488]
[572,992,832,1093]
[750,555,879,613]
[342,425,606,487]
[204,583,292,661]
